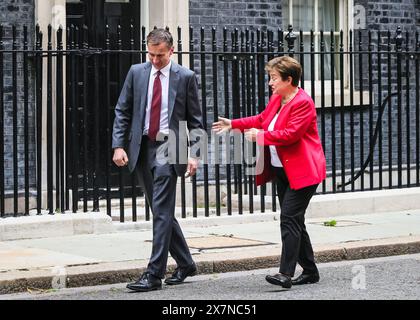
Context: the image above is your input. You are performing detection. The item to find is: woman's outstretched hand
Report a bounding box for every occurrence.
[212,117,232,134]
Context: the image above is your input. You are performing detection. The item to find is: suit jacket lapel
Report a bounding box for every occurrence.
[168,62,180,122]
[138,63,151,131]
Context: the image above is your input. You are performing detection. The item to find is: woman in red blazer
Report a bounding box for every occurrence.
[213,56,326,289]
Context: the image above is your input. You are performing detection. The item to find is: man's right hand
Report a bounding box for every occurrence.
[113,148,129,167]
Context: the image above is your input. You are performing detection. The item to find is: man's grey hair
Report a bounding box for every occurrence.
[147,28,174,48]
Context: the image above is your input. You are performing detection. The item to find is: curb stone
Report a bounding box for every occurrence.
[1,239,419,295]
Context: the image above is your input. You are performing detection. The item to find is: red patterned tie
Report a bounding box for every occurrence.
[148,70,162,141]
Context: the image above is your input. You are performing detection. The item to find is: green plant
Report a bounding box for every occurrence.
[323,220,337,227]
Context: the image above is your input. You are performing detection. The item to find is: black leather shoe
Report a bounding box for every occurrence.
[265,273,292,289]
[292,272,320,285]
[164,264,197,285]
[126,272,162,292]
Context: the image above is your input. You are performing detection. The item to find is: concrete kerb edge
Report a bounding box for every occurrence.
[0,213,114,241]
[114,212,280,231]
[1,240,420,295]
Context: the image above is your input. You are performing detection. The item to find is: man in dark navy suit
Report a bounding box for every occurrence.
[112,28,203,292]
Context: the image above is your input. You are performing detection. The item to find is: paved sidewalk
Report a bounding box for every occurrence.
[1,209,420,294]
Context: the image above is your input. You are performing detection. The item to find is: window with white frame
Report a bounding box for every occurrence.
[283,0,354,98]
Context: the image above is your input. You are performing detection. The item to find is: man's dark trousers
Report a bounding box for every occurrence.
[273,167,319,277]
[135,136,194,279]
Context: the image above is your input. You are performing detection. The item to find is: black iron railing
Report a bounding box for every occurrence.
[0,24,419,221]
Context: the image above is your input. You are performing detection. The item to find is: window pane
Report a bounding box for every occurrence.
[299,35,339,81]
[283,0,344,81]
[294,0,314,30]
[301,35,312,81]
[321,35,340,80]
[283,0,290,29]
[318,0,339,32]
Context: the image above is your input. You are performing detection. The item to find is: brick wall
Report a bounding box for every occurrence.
[189,0,282,32]
[348,0,419,181]
[0,0,35,32]
[417,0,420,33]
[0,0,36,191]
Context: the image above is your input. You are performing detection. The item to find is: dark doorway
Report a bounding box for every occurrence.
[65,0,142,202]
[66,0,141,48]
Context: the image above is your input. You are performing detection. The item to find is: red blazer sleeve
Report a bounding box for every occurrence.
[257,100,315,147]
[231,95,280,132]
[231,114,263,132]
